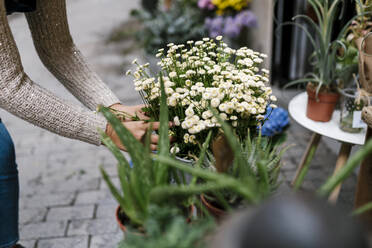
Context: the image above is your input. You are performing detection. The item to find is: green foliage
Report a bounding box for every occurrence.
[355,0,372,28]
[98,76,178,227]
[204,111,289,208]
[317,138,372,197]
[118,205,215,248]
[131,1,207,55]
[151,111,289,207]
[285,0,365,93]
[335,38,359,87]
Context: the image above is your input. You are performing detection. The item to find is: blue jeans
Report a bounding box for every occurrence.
[0,120,19,248]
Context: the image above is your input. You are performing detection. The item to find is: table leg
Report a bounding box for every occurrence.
[291,132,322,189]
[354,128,372,228]
[328,142,352,204]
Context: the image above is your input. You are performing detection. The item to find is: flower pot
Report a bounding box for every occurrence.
[200,194,226,219]
[116,206,131,233]
[187,204,197,222]
[115,206,145,235]
[306,85,340,122]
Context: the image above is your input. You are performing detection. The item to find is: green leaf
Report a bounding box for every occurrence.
[100,166,142,226]
[150,183,228,204]
[191,130,213,185]
[210,108,257,189]
[284,78,319,89]
[156,74,170,185]
[352,202,372,216]
[99,129,131,172]
[98,106,151,172]
[153,154,259,203]
[318,139,372,197]
[98,106,153,225]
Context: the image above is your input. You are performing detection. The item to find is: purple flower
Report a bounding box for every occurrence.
[235,10,258,28]
[223,16,241,38]
[205,11,258,39]
[205,16,224,37]
[198,0,215,10]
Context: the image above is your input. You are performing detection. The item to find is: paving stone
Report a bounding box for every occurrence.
[283,170,296,183]
[47,205,95,221]
[20,221,67,240]
[67,218,119,236]
[276,180,292,196]
[37,236,89,248]
[90,232,124,248]
[281,155,297,171]
[19,239,37,248]
[75,190,117,205]
[100,176,120,190]
[96,204,118,219]
[20,193,75,209]
[300,180,317,191]
[19,208,47,224]
[37,178,101,194]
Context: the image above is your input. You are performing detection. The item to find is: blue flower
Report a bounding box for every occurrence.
[260,107,290,137]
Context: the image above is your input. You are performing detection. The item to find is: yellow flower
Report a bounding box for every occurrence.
[212,0,251,15]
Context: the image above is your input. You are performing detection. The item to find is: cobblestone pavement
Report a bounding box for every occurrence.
[1,1,357,247]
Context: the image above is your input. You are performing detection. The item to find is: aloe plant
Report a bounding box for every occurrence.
[355,0,372,32]
[99,76,249,227]
[151,109,289,209]
[99,76,175,227]
[285,0,368,93]
[118,205,215,248]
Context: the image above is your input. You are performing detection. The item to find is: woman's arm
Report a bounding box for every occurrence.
[25,0,120,111]
[0,0,106,145]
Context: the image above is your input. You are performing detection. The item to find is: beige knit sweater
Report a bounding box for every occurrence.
[0,0,120,145]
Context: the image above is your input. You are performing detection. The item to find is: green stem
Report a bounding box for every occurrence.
[352,202,372,216]
[293,140,320,190]
[317,139,372,197]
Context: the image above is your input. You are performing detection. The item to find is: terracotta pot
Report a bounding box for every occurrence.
[187,204,197,222]
[200,194,226,219]
[116,206,128,233]
[306,85,340,122]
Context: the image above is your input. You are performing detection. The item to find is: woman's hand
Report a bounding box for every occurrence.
[105,121,164,151]
[109,103,149,121]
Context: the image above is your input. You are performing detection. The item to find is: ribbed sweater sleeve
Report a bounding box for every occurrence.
[0,0,107,145]
[25,0,120,110]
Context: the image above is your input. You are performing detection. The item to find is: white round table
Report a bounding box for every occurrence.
[288,92,367,202]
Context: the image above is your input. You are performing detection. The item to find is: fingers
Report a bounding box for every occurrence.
[151,134,159,144]
[138,113,150,120]
[143,122,160,131]
[133,104,150,120]
[142,121,173,131]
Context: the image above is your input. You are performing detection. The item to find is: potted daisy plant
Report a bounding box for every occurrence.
[126,36,277,160]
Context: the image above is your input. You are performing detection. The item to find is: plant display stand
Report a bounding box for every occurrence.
[355,128,372,228]
[288,92,367,203]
